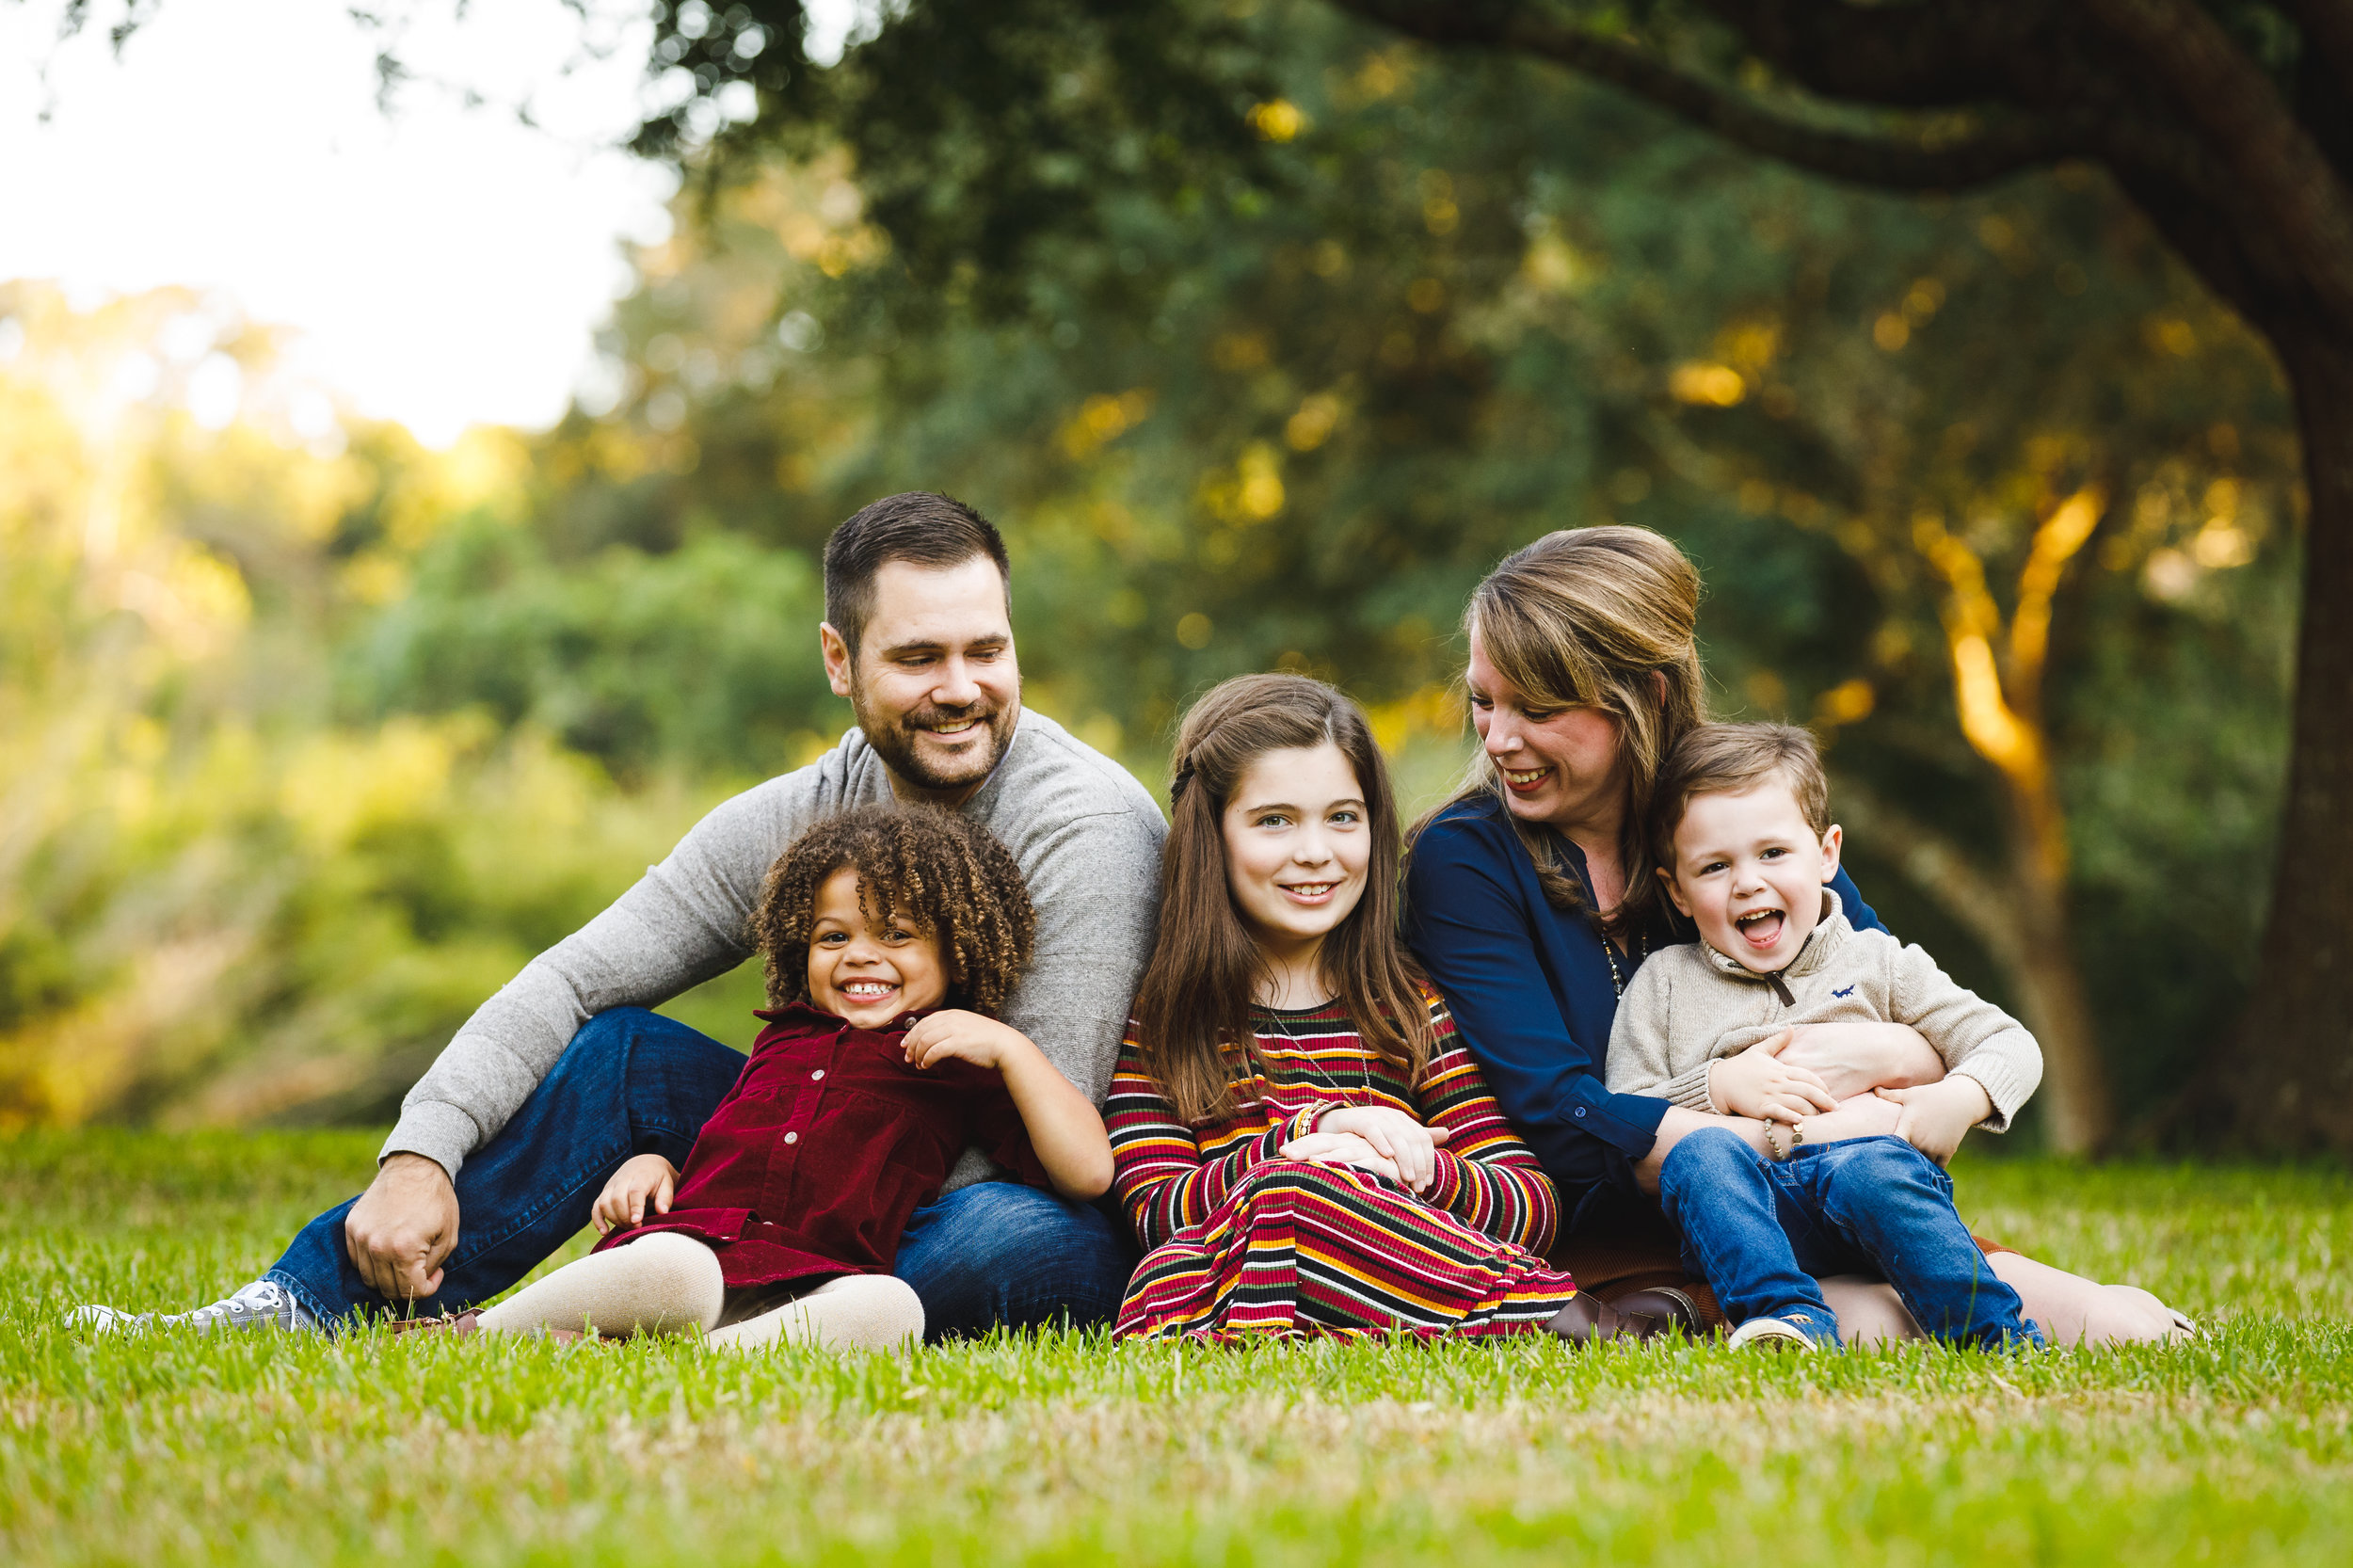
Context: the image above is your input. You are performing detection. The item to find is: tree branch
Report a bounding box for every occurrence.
[1689,0,2036,110]
[2084,0,2353,322]
[1331,1,2067,191]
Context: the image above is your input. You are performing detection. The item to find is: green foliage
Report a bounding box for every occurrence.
[0,286,744,1128]
[6,1133,2351,1565]
[643,0,1279,308]
[344,515,842,780]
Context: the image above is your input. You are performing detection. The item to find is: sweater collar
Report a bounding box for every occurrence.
[1699,887,1849,985]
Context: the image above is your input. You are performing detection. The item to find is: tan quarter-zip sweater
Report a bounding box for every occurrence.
[1603,890,2041,1131]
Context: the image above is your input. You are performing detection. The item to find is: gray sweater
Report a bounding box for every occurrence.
[1604,891,2042,1132]
[384,708,1167,1187]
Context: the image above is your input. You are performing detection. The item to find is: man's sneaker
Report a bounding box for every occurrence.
[68,1278,317,1336]
[1727,1314,1824,1352]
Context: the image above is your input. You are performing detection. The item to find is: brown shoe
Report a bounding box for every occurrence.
[1604,1287,1701,1339]
[1545,1292,1675,1347]
[388,1309,594,1344]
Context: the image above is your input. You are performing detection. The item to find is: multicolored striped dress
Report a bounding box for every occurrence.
[1108,989,1581,1341]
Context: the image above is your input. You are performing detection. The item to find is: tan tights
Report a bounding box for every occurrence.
[474,1232,925,1351]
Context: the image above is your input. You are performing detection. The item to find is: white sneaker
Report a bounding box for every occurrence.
[68,1279,317,1335]
[1727,1314,1821,1352]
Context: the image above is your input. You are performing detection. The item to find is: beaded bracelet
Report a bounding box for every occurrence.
[1761,1120,1786,1160]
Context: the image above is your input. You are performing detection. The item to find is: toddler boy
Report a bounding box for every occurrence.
[1607,722,2043,1352]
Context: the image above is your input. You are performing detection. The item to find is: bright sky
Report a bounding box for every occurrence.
[0,0,862,446]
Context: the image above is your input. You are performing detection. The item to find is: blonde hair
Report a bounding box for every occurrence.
[1424,526,1708,929]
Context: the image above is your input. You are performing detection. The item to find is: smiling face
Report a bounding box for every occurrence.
[805,865,951,1027]
[823,555,1021,804]
[1465,626,1626,834]
[1662,780,1844,972]
[1218,742,1373,967]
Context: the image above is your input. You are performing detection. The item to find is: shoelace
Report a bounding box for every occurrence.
[184,1282,287,1328]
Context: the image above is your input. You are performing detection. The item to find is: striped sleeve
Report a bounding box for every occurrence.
[1413,996,1561,1254]
[1105,1020,1331,1253]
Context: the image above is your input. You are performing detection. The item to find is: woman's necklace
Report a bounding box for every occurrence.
[1563,827,1647,999]
[1598,926,1650,999]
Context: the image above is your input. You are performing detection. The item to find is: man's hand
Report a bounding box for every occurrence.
[344,1153,459,1304]
[1315,1106,1450,1193]
[594,1153,680,1236]
[1277,1129,1402,1186]
[1711,1032,1839,1125]
[903,1010,1032,1073]
[1874,1077,1993,1166]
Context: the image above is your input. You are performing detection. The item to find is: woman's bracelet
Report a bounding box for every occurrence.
[1761,1119,1786,1160]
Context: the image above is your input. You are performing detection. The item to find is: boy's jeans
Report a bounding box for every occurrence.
[264,1008,1135,1340]
[1658,1129,2041,1350]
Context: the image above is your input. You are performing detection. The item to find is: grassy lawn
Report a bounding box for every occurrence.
[4,1131,2349,1567]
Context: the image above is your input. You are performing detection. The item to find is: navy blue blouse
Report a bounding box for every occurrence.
[1402,792,1881,1221]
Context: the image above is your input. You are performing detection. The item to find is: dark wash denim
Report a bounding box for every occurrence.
[265,1007,1134,1341]
[1658,1129,2041,1351]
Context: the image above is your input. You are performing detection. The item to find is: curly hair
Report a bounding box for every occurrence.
[750,805,1036,1016]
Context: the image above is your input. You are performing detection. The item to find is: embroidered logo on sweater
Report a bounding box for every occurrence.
[1833,984,1857,999]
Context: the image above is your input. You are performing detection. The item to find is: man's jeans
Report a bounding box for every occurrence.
[1658,1129,2041,1351]
[265,1008,1135,1340]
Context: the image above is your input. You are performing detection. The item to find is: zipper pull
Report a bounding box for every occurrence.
[1768,970,1796,1006]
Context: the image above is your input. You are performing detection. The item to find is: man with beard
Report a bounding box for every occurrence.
[80,494,1163,1339]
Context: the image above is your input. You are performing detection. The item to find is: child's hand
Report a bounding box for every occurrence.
[593,1154,680,1236]
[1712,1032,1840,1125]
[1316,1106,1451,1193]
[1277,1129,1402,1186]
[902,1010,1034,1073]
[1874,1077,1993,1166]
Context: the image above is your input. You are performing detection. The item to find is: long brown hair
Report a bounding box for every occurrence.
[1417,526,1708,932]
[1131,674,1432,1125]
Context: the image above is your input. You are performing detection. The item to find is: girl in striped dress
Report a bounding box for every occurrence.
[1109,674,1670,1344]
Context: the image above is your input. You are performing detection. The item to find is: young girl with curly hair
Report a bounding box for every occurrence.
[1108,674,1676,1344]
[414,805,1112,1351]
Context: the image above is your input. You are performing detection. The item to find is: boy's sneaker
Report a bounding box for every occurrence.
[68,1278,318,1335]
[1727,1314,1824,1352]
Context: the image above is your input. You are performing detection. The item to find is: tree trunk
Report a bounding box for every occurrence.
[1835,780,2110,1153]
[1999,778,2113,1156]
[2217,331,2353,1149]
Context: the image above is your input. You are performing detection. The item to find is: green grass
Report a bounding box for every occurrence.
[4,1132,2349,1567]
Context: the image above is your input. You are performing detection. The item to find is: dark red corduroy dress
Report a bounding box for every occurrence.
[593,1001,1048,1289]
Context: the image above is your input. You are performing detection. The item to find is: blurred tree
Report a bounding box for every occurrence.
[624,0,2343,1153]
[0,283,741,1128]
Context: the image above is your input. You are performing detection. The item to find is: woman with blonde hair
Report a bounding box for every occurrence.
[1403,527,2187,1347]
